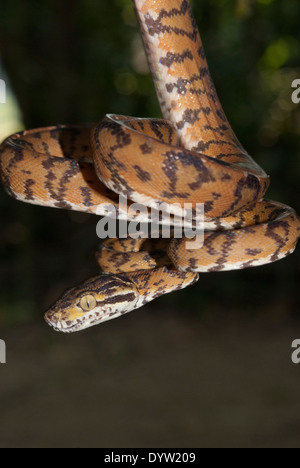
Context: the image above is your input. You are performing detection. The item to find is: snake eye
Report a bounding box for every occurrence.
[79,294,97,311]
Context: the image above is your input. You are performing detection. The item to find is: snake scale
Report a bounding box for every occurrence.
[0,0,299,332]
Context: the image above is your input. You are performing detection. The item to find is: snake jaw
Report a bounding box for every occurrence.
[44,275,140,333]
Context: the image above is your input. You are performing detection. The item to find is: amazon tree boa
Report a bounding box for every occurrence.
[0,0,299,332]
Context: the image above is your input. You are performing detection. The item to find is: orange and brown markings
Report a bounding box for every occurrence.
[127,266,198,305]
[97,249,158,274]
[213,200,294,231]
[92,115,269,217]
[96,236,198,303]
[134,0,247,157]
[168,204,300,272]
[96,237,171,274]
[0,126,119,215]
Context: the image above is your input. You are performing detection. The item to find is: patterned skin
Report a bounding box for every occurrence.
[0,0,299,332]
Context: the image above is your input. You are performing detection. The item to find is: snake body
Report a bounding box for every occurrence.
[0,0,299,332]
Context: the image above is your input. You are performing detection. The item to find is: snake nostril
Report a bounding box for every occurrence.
[44,310,61,328]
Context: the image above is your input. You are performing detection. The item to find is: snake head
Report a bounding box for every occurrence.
[44,274,139,333]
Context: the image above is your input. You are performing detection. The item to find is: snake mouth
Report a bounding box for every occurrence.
[44,314,82,333]
[44,318,83,333]
[43,308,92,333]
[44,306,123,333]
[44,311,102,333]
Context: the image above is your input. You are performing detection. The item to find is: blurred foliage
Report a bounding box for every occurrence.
[0,0,300,327]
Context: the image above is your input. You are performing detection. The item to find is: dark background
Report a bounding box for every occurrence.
[0,0,300,448]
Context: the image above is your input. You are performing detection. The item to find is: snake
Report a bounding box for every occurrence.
[0,0,300,333]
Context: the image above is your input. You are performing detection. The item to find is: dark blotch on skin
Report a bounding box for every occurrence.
[133,165,152,183]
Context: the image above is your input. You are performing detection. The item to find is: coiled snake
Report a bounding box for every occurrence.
[1,0,299,332]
